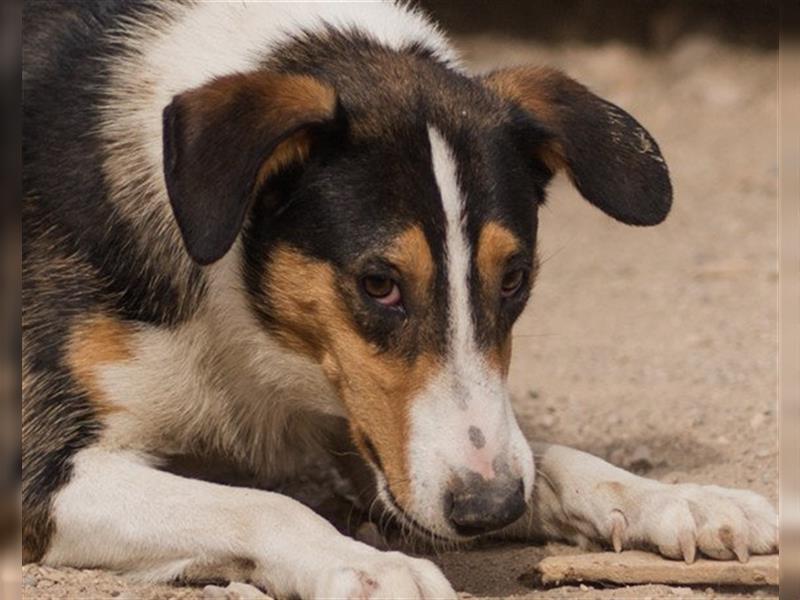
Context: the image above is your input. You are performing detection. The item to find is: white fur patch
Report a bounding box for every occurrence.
[396,128,534,537]
[44,448,455,597]
[428,127,475,373]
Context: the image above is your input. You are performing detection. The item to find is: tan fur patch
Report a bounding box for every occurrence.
[483,67,569,174]
[485,67,559,122]
[178,71,336,198]
[255,130,313,189]
[595,480,627,504]
[66,316,134,415]
[477,222,520,288]
[182,72,336,131]
[477,223,522,377]
[386,225,434,299]
[265,245,441,507]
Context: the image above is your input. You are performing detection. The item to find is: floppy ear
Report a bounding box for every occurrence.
[483,66,671,226]
[162,72,338,265]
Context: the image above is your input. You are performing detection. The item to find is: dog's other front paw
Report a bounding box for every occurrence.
[314,550,456,599]
[588,482,777,563]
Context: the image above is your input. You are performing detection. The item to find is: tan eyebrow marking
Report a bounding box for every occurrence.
[477,221,521,289]
[386,225,434,298]
[477,222,521,378]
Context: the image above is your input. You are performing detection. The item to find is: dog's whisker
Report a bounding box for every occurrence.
[512,332,556,339]
[537,238,576,267]
[327,449,363,459]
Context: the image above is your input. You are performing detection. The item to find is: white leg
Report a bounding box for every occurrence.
[505,443,777,562]
[43,448,455,599]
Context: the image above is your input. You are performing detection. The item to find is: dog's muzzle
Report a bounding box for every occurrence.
[443,469,527,536]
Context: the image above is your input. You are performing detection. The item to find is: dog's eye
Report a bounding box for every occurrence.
[362,275,402,307]
[500,269,525,297]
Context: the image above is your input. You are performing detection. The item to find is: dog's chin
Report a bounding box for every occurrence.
[373,475,472,545]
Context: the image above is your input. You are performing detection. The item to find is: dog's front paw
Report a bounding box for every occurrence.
[588,482,777,563]
[315,550,456,599]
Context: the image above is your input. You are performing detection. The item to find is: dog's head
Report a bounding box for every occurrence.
[162,48,670,540]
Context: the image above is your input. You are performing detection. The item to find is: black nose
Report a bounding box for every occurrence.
[445,474,527,536]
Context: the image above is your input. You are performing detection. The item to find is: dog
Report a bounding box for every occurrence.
[22,1,777,597]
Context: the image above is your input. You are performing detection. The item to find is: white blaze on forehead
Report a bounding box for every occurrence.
[398,128,534,534]
[428,126,478,371]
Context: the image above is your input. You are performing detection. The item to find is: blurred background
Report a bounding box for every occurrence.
[422,0,781,48]
[1,0,20,596]
[9,1,793,599]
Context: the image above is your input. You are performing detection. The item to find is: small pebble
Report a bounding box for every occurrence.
[538,414,556,428]
[579,583,589,591]
[38,566,64,581]
[671,587,693,596]
[628,445,654,473]
[204,584,233,599]
[750,413,766,429]
[203,582,271,599]
[228,582,271,599]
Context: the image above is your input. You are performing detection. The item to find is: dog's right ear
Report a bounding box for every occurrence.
[483,66,671,227]
[162,72,338,265]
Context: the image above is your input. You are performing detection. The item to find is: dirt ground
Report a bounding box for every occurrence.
[20,34,778,600]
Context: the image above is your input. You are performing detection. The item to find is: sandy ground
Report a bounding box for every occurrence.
[20,35,778,600]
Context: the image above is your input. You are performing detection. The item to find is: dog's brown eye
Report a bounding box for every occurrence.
[500,269,524,297]
[362,275,402,306]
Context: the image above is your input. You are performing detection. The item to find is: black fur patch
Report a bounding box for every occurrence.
[245,30,551,362]
[23,0,202,561]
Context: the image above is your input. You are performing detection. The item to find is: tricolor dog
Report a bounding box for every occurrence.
[22,1,777,598]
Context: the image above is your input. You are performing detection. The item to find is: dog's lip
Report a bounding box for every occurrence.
[379,481,472,544]
[362,451,472,543]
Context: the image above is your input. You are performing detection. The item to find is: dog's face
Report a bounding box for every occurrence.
[163,55,670,540]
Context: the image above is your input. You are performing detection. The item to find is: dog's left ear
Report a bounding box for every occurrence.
[483,66,671,226]
[163,72,338,265]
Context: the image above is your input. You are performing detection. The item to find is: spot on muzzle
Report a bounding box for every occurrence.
[468,425,486,449]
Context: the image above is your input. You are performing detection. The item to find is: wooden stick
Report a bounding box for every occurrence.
[535,551,778,586]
